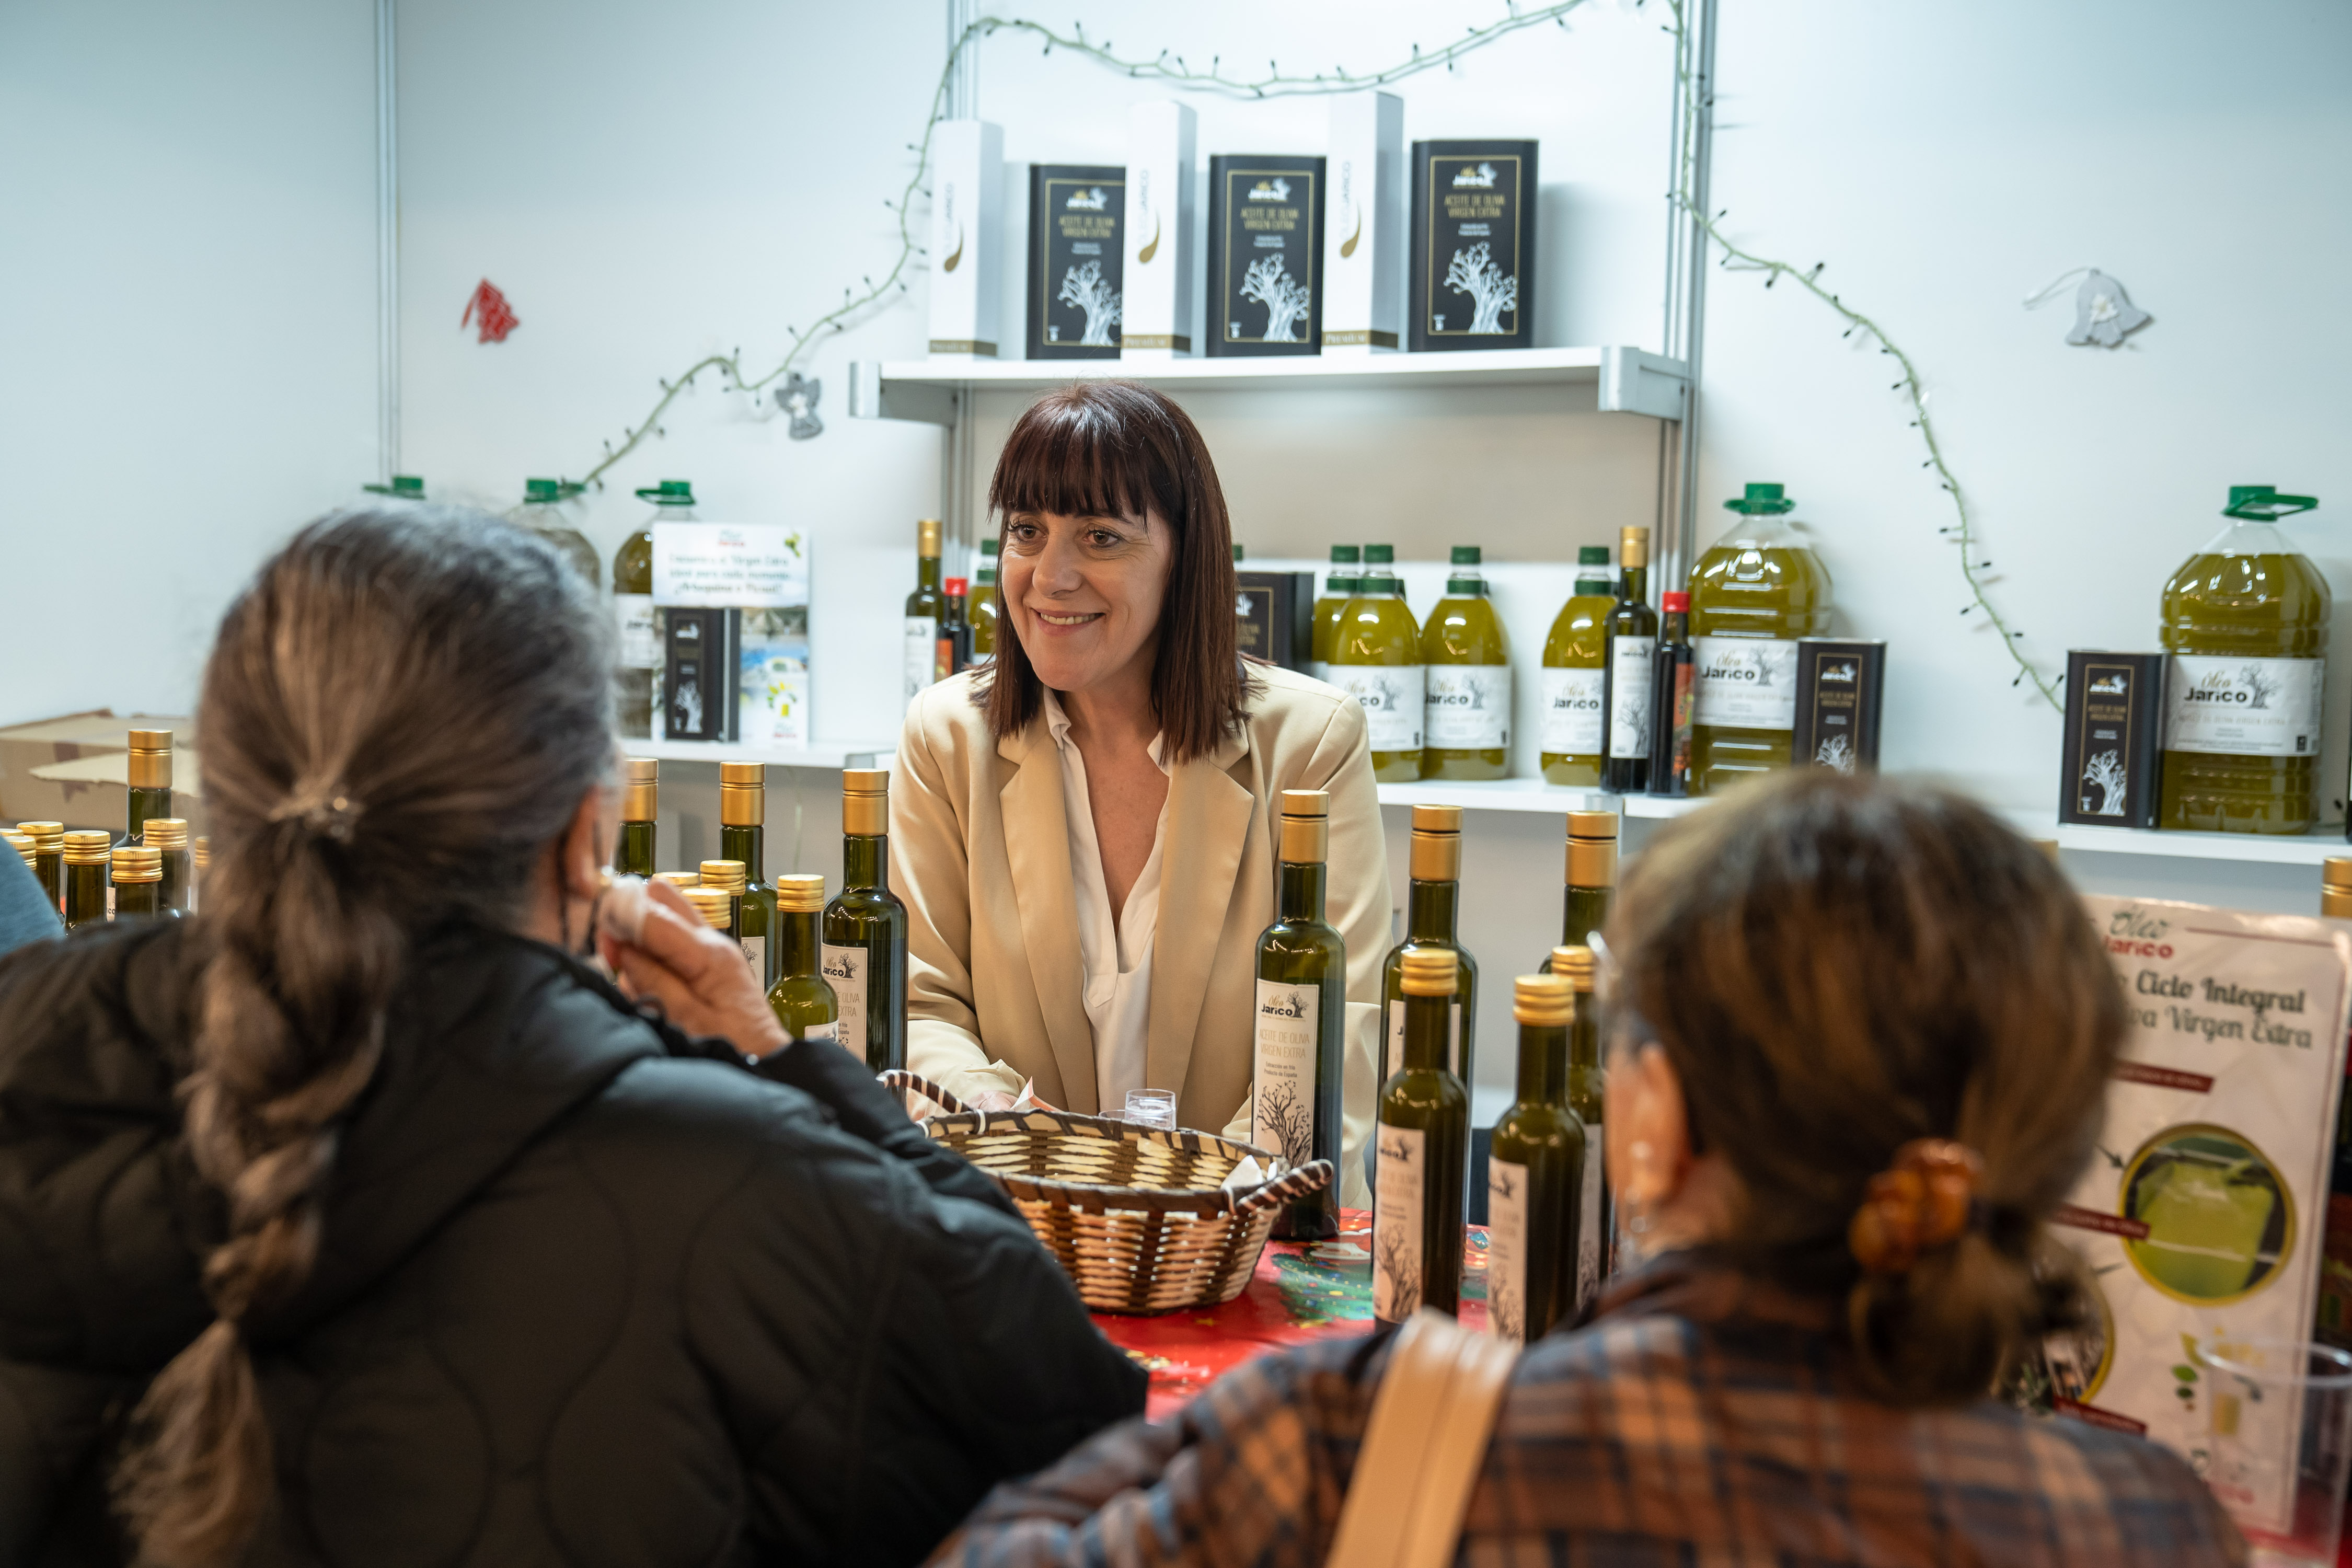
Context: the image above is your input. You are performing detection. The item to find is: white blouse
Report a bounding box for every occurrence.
[1041,690,1170,1110]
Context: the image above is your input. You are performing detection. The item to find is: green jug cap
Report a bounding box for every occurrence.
[524,478,586,504]
[981,537,999,556]
[1725,482,1795,515]
[635,480,696,505]
[1450,545,1482,566]
[2224,484,2318,520]
[1329,544,1361,564]
[1232,544,1245,562]
[363,475,425,498]
[1576,545,1610,567]
[1362,544,1396,564]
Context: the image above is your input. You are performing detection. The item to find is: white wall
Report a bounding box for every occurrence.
[0,1,382,728]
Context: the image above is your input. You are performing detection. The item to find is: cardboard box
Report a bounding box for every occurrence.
[1027,164,1126,359]
[0,711,203,834]
[1120,102,1195,358]
[1323,91,1404,354]
[1237,571,1315,670]
[927,120,1004,359]
[2061,651,2165,829]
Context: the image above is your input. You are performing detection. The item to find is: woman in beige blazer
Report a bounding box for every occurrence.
[892,382,1388,1206]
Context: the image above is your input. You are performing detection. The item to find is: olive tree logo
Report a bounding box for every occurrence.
[2080,750,2127,815]
[2240,664,2280,710]
[1240,255,1310,343]
[1815,733,1856,774]
[1058,261,1123,347]
[1444,242,1518,334]
[1254,1083,1311,1168]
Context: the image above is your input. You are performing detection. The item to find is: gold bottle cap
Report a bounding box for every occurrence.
[1279,789,1329,818]
[129,729,173,751]
[621,756,659,822]
[2031,839,2061,863]
[143,817,190,849]
[685,886,733,928]
[719,761,766,826]
[127,729,172,790]
[917,517,943,557]
[652,870,699,888]
[2,831,32,867]
[1566,810,1619,841]
[16,821,63,847]
[2327,857,2352,890]
[1552,946,1596,992]
[1566,810,1619,890]
[1619,526,1650,569]
[2324,859,2352,919]
[843,768,889,794]
[843,767,889,836]
[1401,947,1459,997]
[699,859,747,895]
[62,830,111,866]
[1514,973,1576,1027]
[1408,814,1461,883]
[777,872,826,913]
[111,844,162,882]
[1278,789,1329,864]
[1409,803,1462,834]
[193,836,211,870]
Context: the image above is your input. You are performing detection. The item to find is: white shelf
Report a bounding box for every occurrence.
[626,737,896,770]
[849,345,1689,422]
[1375,779,1702,817]
[2034,819,2352,866]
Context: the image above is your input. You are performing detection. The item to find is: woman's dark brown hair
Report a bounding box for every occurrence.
[982,381,1250,763]
[113,506,616,1566]
[1609,769,2125,1405]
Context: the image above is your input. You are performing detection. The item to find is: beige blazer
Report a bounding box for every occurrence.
[893,664,1390,1207]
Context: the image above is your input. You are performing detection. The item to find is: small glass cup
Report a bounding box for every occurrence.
[2196,1336,2352,1566]
[1123,1088,1178,1132]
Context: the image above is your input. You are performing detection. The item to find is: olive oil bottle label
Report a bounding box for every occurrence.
[615,594,661,669]
[1486,1157,1530,1343]
[1692,636,1799,730]
[1575,1125,1607,1311]
[1539,667,1605,753]
[790,1019,837,1044]
[1424,666,1510,748]
[2163,655,2323,758]
[1383,998,1462,1082]
[1338,665,1425,751]
[1373,1123,1427,1320]
[1608,637,1657,758]
[740,934,766,979]
[1252,981,1320,1168]
[821,944,870,1058]
[903,617,940,704]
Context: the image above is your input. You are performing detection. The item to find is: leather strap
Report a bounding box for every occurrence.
[1322,1310,1520,1568]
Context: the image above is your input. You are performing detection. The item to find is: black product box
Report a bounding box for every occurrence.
[662,607,740,743]
[1206,155,1324,356]
[1026,164,1125,359]
[1236,571,1315,670]
[2059,651,2164,828]
[1791,639,1885,774]
[1409,140,1536,353]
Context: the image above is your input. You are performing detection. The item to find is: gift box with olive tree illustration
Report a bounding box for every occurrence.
[2030,896,2350,1537]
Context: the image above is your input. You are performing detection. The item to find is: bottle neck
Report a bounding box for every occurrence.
[116,881,160,917]
[62,862,105,923]
[720,822,764,883]
[844,833,889,890]
[1278,859,1326,922]
[779,907,821,975]
[1562,885,1612,950]
[1403,990,1451,1072]
[1662,609,1688,641]
[616,819,656,879]
[1405,878,1458,943]
[1517,1020,1569,1104]
[918,555,942,591]
[1569,998,1601,1073]
[1618,564,1648,605]
[1575,575,1612,596]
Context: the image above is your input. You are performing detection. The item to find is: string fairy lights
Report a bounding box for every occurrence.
[563,1,2054,709]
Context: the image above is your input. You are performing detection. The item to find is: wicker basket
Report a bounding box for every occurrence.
[880,1070,1335,1316]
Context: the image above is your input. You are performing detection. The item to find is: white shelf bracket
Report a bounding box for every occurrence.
[1597,348,1688,421]
[848,360,959,426]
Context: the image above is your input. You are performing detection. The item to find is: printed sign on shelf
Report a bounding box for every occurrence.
[2035,896,2351,1539]
[652,524,810,608]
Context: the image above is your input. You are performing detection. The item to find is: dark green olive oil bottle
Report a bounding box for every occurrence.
[720,762,779,987]
[616,759,658,879]
[823,769,909,1072]
[767,873,840,1046]
[1373,946,1470,1322]
[1486,973,1586,1344]
[1253,789,1347,1242]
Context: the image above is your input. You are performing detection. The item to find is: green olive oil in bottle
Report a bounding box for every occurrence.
[719,763,779,986]
[970,537,1000,662]
[144,817,192,915]
[1379,805,1477,1091]
[126,729,172,846]
[1309,545,1363,684]
[905,518,948,706]
[2159,486,2329,835]
[516,478,602,587]
[1254,789,1347,1242]
[1687,483,1833,796]
[1555,945,1611,1312]
[1333,546,1424,782]
[617,482,694,739]
[1486,973,1586,1344]
[1539,546,1616,786]
[1600,528,1659,794]
[766,874,840,1045]
[1559,811,1617,954]
[18,822,64,913]
[110,845,163,919]
[1373,947,1470,1322]
[824,769,909,1072]
[615,759,658,879]
[1420,547,1512,780]
[61,831,110,931]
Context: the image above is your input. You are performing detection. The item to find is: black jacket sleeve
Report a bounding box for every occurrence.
[750,1040,1017,1218]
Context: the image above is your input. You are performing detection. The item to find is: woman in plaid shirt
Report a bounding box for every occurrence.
[939,771,2247,1567]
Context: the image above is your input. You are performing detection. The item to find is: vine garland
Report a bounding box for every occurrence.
[562,0,2060,710]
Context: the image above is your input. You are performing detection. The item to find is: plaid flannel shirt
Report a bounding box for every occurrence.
[937,1256,2246,1567]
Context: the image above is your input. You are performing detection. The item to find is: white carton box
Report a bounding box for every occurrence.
[928,120,1004,358]
[1322,91,1404,354]
[1120,101,1195,358]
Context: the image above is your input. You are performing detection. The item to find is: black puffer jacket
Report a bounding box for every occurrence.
[0,920,1144,1567]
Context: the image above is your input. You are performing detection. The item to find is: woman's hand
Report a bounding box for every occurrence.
[599,878,789,1059]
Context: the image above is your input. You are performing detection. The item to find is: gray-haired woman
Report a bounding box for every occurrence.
[0,507,1141,1568]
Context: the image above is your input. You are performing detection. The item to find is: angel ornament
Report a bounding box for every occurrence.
[776,373,823,441]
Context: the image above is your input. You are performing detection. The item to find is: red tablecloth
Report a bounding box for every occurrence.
[1091,1208,1489,1421]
